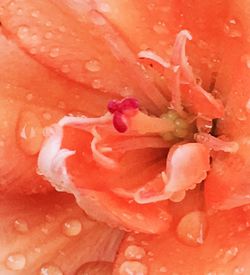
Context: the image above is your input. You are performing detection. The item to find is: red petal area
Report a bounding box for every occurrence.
[0,0,168,113]
[205,1,250,209]
[0,192,122,274]
[114,207,250,274]
[75,190,171,234]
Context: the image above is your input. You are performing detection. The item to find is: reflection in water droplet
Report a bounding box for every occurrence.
[119,261,148,275]
[176,211,208,247]
[85,59,101,72]
[124,245,145,260]
[14,219,29,233]
[62,219,82,237]
[40,264,63,275]
[17,111,44,155]
[224,18,242,38]
[6,254,26,271]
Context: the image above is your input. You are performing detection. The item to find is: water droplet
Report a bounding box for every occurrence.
[17,8,23,15]
[14,219,29,233]
[6,254,26,271]
[136,213,145,220]
[60,64,70,74]
[58,26,66,33]
[40,264,63,275]
[25,93,33,101]
[124,245,145,260]
[153,22,169,34]
[91,79,102,89]
[45,32,53,39]
[233,266,245,274]
[17,111,44,155]
[215,246,239,264]
[90,12,106,25]
[45,21,52,27]
[42,112,52,121]
[85,59,101,72]
[119,261,148,275]
[49,47,60,58]
[31,10,40,18]
[224,18,242,38]
[17,25,29,39]
[97,2,111,13]
[176,211,208,247]
[62,219,82,237]
[159,266,167,273]
[30,48,38,55]
[241,54,250,68]
[236,108,247,121]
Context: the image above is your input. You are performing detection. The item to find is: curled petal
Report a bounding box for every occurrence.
[134,143,210,204]
[195,133,239,153]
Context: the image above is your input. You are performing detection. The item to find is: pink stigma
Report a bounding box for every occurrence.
[108,98,139,133]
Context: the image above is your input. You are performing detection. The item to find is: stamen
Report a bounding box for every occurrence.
[108,98,139,133]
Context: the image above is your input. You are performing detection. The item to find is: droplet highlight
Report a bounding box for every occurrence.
[62,219,82,237]
[17,111,44,155]
[176,211,208,247]
[85,59,101,72]
[119,261,148,275]
[40,264,63,275]
[14,219,29,233]
[6,254,26,271]
[124,245,146,260]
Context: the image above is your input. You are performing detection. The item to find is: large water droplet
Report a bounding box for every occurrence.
[224,18,242,38]
[85,59,101,72]
[124,245,146,260]
[176,211,208,247]
[62,219,82,237]
[6,254,26,271]
[17,111,44,155]
[14,219,29,233]
[40,264,63,275]
[119,261,148,275]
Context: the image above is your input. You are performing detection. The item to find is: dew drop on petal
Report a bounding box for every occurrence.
[44,32,53,39]
[97,2,111,13]
[17,111,44,155]
[40,264,63,275]
[124,245,146,260]
[224,18,242,38]
[159,266,168,273]
[17,25,29,39]
[85,59,101,72]
[233,266,245,274]
[62,219,82,237]
[6,254,26,271]
[14,219,29,233]
[215,246,239,264]
[31,10,40,18]
[176,211,208,247]
[91,79,102,89]
[119,261,148,275]
[49,47,60,58]
[60,64,70,74]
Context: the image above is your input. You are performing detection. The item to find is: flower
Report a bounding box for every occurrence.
[1,0,250,274]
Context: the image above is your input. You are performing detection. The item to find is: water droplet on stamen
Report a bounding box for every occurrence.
[40,264,63,275]
[124,245,146,260]
[85,59,101,72]
[17,111,44,155]
[119,261,148,275]
[62,219,82,237]
[6,254,26,271]
[14,219,29,233]
[176,211,208,247]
